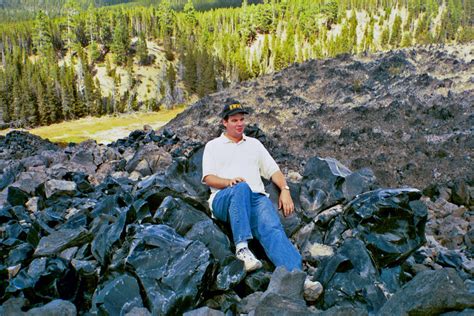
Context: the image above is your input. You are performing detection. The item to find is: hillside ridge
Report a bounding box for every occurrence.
[163,42,474,189]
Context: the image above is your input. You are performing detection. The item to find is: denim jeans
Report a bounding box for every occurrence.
[212,182,302,271]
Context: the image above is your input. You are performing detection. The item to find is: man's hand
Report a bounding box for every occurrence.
[227,177,246,187]
[279,189,294,216]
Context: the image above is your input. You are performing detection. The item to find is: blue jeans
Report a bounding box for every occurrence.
[212,182,302,271]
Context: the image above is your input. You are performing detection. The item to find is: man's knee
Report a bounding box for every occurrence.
[232,182,251,193]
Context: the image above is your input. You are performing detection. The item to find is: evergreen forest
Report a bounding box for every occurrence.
[0,0,472,128]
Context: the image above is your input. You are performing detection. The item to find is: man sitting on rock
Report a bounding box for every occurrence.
[202,98,322,301]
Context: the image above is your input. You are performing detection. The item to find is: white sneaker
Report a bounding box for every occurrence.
[236,247,263,272]
[304,277,323,301]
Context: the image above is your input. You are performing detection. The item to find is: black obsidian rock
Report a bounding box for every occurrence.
[316,238,387,312]
[299,157,377,218]
[91,274,144,315]
[343,188,427,268]
[124,224,213,315]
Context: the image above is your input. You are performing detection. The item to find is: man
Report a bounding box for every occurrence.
[202,99,322,300]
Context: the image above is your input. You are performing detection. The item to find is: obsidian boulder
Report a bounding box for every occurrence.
[343,188,427,268]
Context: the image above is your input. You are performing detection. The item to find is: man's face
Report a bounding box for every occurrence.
[223,113,245,139]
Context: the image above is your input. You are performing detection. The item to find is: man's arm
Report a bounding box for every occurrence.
[271,170,294,217]
[203,174,246,189]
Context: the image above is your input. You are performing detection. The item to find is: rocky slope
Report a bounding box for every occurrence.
[165,43,473,190]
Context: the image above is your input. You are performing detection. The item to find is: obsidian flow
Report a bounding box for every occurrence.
[0,130,472,315]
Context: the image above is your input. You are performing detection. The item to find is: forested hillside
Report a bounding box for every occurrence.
[0,0,472,128]
[0,0,255,21]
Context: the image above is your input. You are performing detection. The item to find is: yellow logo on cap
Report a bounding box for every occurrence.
[229,103,242,110]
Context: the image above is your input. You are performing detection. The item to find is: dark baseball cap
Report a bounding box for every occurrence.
[221,99,249,118]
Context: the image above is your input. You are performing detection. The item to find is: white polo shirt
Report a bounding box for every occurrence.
[202,133,280,210]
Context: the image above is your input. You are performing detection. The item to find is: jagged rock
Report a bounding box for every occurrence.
[93,160,121,185]
[183,306,225,316]
[318,305,368,316]
[436,249,464,270]
[21,155,47,169]
[184,219,233,263]
[135,170,208,213]
[254,292,315,315]
[34,228,91,257]
[6,243,34,266]
[125,143,172,175]
[249,267,315,315]
[70,142,100,167]
[242,271,272,294]
[0,162,23,191]
[213,259,246,291]
[63,172,93,194]
[7,257,74,300]
[26,299,76,316]
[125,225,213,315]
[378,268,474,315]
[184,219,245,291]
[154,196,209,235]
[43,180,77,199]
[59,247,78,261]
[462,260,474,274]
[11,170,48,195]
[299,157,377,218]
[343,188,427,268]
[204,291,241,314]
[237,292,264,314]
[91,274,143,315]
[90,207,128,265]
[316,238,387,312]
[40,150,68,166]
[263,267,306,301]
[0,297,29,315]
[124,307,152,316]
[451,178,471,206]
[7,186,29,206]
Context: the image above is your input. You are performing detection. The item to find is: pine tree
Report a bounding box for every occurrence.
[136,31,149,65]
[240,0,256,44]
[33,10,53,57]
[183,0,198,28]
[196,49,216,97]
[380,24,390,48]
[183,44,197,93]
[158,0,175,37]
[89,41,101,63]
[390,14,402,47]
[60,67,75,121]
[400,31,412,47]
[446,0,462,40]
[64,0,80,51]
[111,13,130,65]
[166,61,176,103]
[347,9,358,53]
[415,13,431,45]
[255,1,274,33]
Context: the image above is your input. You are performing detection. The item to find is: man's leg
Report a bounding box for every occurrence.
[250,193,302,271]
[212,182,263,271]
[212,182,253,244]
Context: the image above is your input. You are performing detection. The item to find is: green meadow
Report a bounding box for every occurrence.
[0,107,185,144]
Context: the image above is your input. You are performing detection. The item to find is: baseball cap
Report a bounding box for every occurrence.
[221,99,249,118]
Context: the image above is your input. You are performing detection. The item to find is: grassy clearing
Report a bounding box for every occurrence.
[0,107,185,144]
